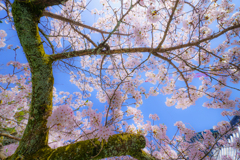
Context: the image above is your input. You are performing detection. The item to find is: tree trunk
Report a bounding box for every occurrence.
[10,0,53,158]
[6,0,151,159]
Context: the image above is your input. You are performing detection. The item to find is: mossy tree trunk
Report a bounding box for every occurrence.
[9,0,54,159]
[6,0,153,159]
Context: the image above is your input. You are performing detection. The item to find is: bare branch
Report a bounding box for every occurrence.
[159,24,240,52]
[156,0,180,50]
[70,24,97,48]
[49,24,240,61]
[42,11,131,36]
[0,133,21,141]
[152,52,193,101]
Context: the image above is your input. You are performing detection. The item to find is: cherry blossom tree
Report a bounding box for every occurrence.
[0,0,240,159]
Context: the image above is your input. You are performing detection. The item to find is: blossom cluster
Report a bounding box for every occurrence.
[132,24,149,46]
[146,6,160,23]
[1,0,240,158]
[0,30,7,48]
[97,125,114,142]
[47,104,75,131]
[105,89,123,109]
[3,143,19,157]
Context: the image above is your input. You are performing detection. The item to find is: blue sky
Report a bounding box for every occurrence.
[0,0,239,142]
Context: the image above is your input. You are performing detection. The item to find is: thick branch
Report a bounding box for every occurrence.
[17,0,68,8]
[0,133,21,141]
[12,133,155,160]
[131,149,156,160]
[48,133,146,159]
[159,24,240,52]
[49,47,150,61]
[42,11,130,36]
[49,24,240,61]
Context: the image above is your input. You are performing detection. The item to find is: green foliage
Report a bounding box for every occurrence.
[13,110,28,123]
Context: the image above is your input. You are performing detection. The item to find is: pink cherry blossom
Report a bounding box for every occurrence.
[0,0,240,159]
[146,6,160,23]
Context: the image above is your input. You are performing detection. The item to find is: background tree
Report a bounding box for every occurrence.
[0,0,240,159]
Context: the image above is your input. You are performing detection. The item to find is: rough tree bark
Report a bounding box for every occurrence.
[6,0,153,159]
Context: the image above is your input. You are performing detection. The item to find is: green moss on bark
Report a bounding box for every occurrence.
[8,0,151,160]
[47,133,146,159]
[11,0,53,158]
[6,133,149,160]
